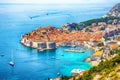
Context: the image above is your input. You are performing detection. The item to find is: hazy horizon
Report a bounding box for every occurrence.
[0,0,119,5]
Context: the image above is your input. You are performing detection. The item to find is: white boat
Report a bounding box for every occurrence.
[57,72,60,76]
[72,45,76,47]
[56,58,60,60]
[71,69,84,75]
[9,61,14,66]
[0,54,5,57]
[51,56,55,59]
[9,51,14,66]
[39,49,44,52]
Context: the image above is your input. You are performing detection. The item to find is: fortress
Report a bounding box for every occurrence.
[21,37,56,51]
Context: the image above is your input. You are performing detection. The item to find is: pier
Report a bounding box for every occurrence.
[64,48,85,53]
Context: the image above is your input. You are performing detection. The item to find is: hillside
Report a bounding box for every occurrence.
[95,65,120,80]
[76,16,120,31]
[77,49,120,80]
[60,49,120,80]
[62,3,120,32]
[103,3,120,17]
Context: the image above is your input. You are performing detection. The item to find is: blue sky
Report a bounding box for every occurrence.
[0,0,119,4]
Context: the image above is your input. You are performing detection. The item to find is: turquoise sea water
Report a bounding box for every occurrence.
[0,4,112,80]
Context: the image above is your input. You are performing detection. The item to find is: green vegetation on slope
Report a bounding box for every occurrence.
[61,49,120,80]
[60,48,120,80]
[76,16,120,30]
[78,49,120,80]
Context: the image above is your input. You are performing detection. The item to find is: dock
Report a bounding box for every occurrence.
[64,49,85,53]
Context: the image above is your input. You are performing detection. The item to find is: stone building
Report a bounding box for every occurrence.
[46,42,56,49]
[38,42,46,49]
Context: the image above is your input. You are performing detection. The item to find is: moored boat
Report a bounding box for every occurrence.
[71,69,84,75]
[64,49,85,53]
[9,51,14,66]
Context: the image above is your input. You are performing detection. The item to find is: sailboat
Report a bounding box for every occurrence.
[9,51,14,66]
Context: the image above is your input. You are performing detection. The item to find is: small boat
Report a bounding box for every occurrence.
[46,13,49,15]
[61,53,64,56]
[9,51,14,66]
[48,78,53,80]
[57,72,60,76]
[72,45,76,48]
[71,69,84,75]
[29,16,32,19]
[0,54,5,57]
[9,61,14,66]
[56,58,60,60]
[39,49,44,52]
[51,56,55,59]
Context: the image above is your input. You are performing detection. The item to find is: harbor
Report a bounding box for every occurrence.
[64,47,85,53]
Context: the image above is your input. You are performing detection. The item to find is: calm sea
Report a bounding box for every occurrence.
[0,4,112,80]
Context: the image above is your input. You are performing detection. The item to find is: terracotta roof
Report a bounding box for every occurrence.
[23,26,103,44]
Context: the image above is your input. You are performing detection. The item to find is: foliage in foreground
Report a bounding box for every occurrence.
[61,49,120,80]
[78,49,120,80]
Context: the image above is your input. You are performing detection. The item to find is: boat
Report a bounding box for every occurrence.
[39,49,44,52]
[9,61,14,66]
[51,56,55,59]
[0,54,5,57]
[56,58,60,60]
[9,51,14,66]
[57,72,60,76]
[61,53,64,56]
[71,69,84,75]
[46,13,49,15]
[72,45,76,48]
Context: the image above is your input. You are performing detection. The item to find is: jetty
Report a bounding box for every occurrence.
[64,48,85,53]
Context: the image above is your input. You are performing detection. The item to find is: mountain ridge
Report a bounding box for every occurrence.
[103,3,120,17]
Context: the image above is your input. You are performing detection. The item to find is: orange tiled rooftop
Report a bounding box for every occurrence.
[23,26,103,43]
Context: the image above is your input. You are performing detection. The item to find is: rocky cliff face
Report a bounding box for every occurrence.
[103,3,120,17]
